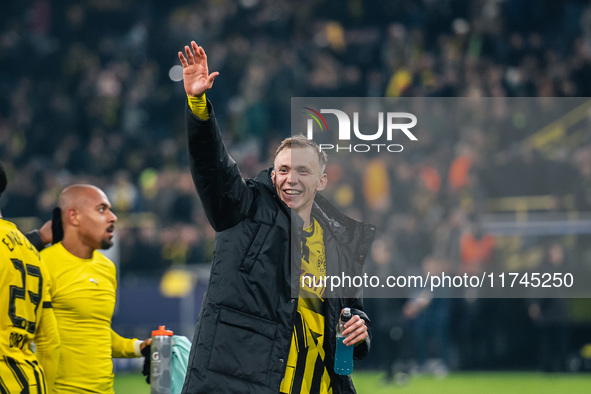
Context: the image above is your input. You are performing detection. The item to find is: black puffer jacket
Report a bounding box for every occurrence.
[181,103,375,394]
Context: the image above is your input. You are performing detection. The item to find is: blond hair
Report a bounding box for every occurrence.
[273,135,328,172]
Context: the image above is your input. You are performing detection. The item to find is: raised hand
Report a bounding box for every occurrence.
[178,41,219,97]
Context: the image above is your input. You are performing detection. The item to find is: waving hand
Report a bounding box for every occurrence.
[178,41,219,97]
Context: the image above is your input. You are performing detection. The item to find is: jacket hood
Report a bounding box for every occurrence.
[255,167,275,192]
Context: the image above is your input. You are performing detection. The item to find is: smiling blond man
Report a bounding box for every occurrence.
[178,42,375,394]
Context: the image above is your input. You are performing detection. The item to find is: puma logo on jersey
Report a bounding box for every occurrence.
[89,278,98,285]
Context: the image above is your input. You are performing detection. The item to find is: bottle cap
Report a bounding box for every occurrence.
[342,307,352,321]
[152,325,174,337]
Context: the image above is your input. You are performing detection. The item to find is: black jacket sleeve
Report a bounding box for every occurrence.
[350,301,371,360]
[186,102,256,231]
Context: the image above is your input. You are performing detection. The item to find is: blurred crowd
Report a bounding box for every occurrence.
[3,0,591,375]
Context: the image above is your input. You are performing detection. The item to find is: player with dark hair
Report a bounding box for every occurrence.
[40,184,149,393]
[178,42,375,393]
[0,162,61,393]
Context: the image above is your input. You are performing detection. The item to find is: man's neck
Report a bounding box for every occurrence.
[295,208,313,228]
[303,217,311,228]
[61,237,94,259]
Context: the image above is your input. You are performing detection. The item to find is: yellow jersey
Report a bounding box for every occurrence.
[41,242,138,394]
[0,219,60,394]
[281,218,332,394]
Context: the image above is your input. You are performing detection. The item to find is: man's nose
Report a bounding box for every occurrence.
[287,171,297,184]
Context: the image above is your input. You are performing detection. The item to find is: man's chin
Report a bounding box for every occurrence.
[100,239,114,250]
[279,196,292,208]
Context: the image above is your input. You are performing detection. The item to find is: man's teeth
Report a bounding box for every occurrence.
[285,190,301,195]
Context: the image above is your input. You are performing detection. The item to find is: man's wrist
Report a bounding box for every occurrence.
[134,340,142,357]
[187,94,209,120]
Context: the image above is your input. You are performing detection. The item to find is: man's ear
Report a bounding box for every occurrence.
[65,208,79,227]
[271,170,275,186]
[316,173,327,192]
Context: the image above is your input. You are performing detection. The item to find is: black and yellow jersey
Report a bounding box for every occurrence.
[0,219,60,394]
[281,217,332,394]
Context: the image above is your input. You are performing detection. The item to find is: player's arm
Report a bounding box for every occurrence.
[111,328,150,358]
[34,274,61,393]
[111,328,143,358]
[24,220,53,251]
[179,41,256,231]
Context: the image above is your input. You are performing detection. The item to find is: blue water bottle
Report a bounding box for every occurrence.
[334,307,354,375]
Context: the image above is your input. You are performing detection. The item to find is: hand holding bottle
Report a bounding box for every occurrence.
[335,308,354,375]
[334,308,369,375]
[340,309,368,346]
